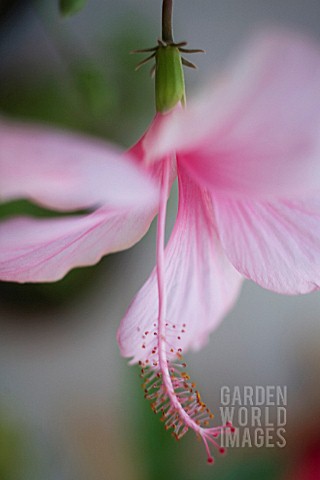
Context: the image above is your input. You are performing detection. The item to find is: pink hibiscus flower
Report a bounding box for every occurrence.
[1,30,320,462]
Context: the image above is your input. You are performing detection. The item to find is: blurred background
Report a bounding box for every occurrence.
[0,1,320,479]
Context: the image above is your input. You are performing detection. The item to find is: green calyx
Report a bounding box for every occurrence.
[155,45,185,113]
[133,40,204,113]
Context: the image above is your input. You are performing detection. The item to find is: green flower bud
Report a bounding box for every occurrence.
[155,46,185,113]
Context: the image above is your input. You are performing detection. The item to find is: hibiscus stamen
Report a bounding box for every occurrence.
[137,156,234,463]
[140,356,233,462]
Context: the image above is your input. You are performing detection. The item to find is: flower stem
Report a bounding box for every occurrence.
[162,0,174,43]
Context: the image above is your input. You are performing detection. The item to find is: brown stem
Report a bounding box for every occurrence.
[162,0,174,43]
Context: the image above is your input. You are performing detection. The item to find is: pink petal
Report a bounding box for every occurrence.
[117,164,243,364]
[152,30,320,197]
[127,106,183,176]
[213,194,320,294]
[0,119,158,210]
[124,113,178,203]
[129,113,170,167]
[0,206,156,283]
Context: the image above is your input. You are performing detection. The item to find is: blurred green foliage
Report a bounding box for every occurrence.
[0,412,29,480]
[0,20,154,143]
[59,0,87,17]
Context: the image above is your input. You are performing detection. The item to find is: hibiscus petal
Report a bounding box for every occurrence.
[0,206,155,283]
[117,165,243,364]
[0,119,158,210]
[128,110,181,168]
[213,195,320,294]
[152,30,320,197]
